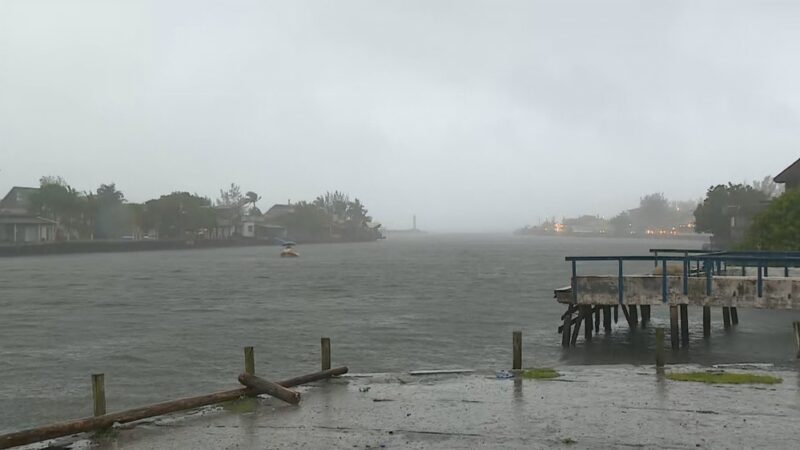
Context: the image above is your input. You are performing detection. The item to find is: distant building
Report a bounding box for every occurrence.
[0,187,57,244]
[262,204,295,222]
[774,157,800,190]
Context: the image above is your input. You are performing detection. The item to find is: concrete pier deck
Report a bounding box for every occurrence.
[31,365,800,449]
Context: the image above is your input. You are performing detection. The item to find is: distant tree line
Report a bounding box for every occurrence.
[26,177,380,242]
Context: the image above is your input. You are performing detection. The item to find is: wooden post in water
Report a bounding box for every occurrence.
[655,328,665,368]
[570,308,583,346]
[722,307,731,328]
[640,305,651,327]
[620,305,635,329]
[92,374,106,417]
[731,307,739,325]
[321,337,331,371]
[794,322,800,359]
[512,331,522,370]
[562,307,572,347]
[613,305,619,323]
[593,307,600,333]
[679,304,689,347]
[703,306,711,338]
[669,306,679,349]
[603,306,612,331]
[583,306,592,341]
[629,305,638,327]
[244,346,255,376]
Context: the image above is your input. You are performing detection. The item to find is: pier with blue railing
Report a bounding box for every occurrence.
[555,249,800,350]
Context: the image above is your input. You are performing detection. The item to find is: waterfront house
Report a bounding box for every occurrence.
[0,187,57,244]
[774,157,800,190]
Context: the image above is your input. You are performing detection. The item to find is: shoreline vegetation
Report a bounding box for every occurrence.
[0,178,383,256]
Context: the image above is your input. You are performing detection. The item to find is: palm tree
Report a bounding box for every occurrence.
[245,191,261,215]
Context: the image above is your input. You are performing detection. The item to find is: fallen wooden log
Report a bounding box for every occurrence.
[238,373,301,404]
[0,366,347,449]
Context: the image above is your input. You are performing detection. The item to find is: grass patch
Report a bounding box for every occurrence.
[521,368,560,379]
[666,371,782,385]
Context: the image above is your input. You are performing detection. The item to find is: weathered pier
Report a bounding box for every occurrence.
[555,250,800,349]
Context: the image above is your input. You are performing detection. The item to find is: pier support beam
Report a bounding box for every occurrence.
[620,305,635,330]
[640,305,651,328]
[613,306,618,324]
[583,306,593,341]
[630,306,638,328]
[603,306,612,331]
[561,306,572,347]
[703,306,711,338]
[655,327,665,368]
[679,304,689,347]
[722,307,731,329]
[794,322,800,358]
[731,307,739,325]
[594,307,600,333]
[669,306,679,350]
[570,308,583,346]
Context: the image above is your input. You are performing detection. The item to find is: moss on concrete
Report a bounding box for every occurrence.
[522,368,560,379]
[666,371,782,385]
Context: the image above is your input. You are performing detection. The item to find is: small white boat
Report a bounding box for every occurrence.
[280,243,299,257]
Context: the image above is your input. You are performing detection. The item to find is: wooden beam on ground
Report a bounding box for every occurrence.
[0,367,347,449]
[237,374,301,404]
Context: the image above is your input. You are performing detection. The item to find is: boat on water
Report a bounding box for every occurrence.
[280,241,299,257]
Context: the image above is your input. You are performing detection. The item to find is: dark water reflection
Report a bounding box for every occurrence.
[1,234,799,431]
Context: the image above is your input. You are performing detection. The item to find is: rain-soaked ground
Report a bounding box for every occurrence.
[31,364,800,449]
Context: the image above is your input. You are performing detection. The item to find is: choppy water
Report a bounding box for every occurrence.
[2,234,799,432]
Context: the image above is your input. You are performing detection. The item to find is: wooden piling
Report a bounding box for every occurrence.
[594,307,600,333]
[655,327,665,368]
[561,306,572,347]
[722,307,731,328]
[0,367,348,450]
[237,373,301,404]
[244,346,255,375]
[794,322,800,358]
[629,305,638,327]
[570,308,583,346]
[620,305,635,329]
[603,305,612,331]
[679,304,689,347]
[641,305,651,327]
[669,306,679,349]
[731,307,739,325]
[512,331,522,370]
[91,374,106,417]
[583,306,593,341]
[613,305,618,323]
[321,337,331,371]
[703,306,711,338]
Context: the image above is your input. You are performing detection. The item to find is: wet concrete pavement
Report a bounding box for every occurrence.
[41,365,800,449]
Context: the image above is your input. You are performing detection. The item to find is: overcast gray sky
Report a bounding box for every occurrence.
[1,1,798,231]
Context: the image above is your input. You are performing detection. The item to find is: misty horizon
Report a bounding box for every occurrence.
[2,1,799,231]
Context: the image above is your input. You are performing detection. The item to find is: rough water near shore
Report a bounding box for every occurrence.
[2,234,800,433]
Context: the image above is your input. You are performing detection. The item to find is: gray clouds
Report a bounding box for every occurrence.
[1,0,799,230]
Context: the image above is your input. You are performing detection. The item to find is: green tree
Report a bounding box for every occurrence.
[29,177,83,239]
[143,192,215,239]
[740,189,800,250]
[244,191,261,215]
[94,183,126,238]
[694,183,768,240]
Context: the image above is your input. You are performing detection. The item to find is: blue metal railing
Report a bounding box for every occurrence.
[566,250,800,304]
